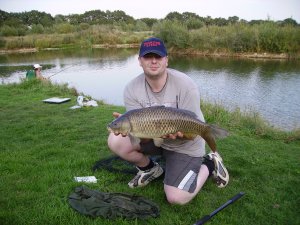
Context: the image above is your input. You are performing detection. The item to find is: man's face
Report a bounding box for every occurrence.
[139,53,168,78]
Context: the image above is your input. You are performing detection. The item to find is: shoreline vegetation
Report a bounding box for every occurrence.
[1,80,299,225]
[0,45,291,60]
[0,10,299,59]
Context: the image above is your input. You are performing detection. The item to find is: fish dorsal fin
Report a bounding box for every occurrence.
[176,108,198,119]
[148,105,165,109]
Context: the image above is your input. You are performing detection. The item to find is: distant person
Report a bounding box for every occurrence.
[26,64,47,81]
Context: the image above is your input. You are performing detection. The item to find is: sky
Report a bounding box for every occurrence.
[1,0,299,22]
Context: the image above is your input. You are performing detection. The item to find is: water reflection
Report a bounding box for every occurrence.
[0,49,299,130]
[48,54,143,105]
[170,56,300,130]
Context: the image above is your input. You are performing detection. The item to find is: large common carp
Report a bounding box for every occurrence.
[107,106,228,152]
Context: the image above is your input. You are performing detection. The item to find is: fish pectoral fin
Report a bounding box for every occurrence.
[153,138,164,147]
[129,134,141,146]
[183,133,197,140]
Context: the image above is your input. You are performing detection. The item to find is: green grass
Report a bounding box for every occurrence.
[0,80,299,225]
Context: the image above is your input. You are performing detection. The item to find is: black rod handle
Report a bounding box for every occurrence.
[193,192,245,225]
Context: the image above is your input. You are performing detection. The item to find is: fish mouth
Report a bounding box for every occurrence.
[107,127,129,136]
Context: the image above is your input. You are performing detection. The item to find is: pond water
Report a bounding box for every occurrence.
[1,48,299,131]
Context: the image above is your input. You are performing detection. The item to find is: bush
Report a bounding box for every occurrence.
[53,23,75,34]
[153,20,190,48]
[30,24,45,34]
[255,22,300,53]
[0,37,6,48]
[190,26,230,51]
[227,24,258,52]
[135,20,149,31]
[185,18,205,30]
[0,25,18,36]
[79,23,90,31]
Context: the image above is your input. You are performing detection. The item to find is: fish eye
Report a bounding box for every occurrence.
[112,121,119,127]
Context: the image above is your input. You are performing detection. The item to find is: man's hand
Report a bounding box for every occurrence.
[112,112,122,118]
[162,131,184,140]
[111,112,126,136]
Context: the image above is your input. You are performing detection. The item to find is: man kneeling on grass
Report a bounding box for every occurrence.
[107,37,229,205]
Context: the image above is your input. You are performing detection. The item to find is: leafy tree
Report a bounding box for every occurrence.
[249,20,265,25]
[81,10,107,24]
[54,15,66,24]
[182,12,200,20]
[213,17,228,26]
[139,18,158,28]
[281,18,298,26]
[2,16,23,27]
[76,10,134,25]
[165,12,183,21]
[19,10,54,27]
[107,10,135,24]
[0,10,10,26]
[228,16,239,24]
[203,16,214,26]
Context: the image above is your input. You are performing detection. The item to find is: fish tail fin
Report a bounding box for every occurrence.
[210,124,229,139]
[202,125,229,153]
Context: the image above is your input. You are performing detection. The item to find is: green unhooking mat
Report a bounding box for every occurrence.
[68,186,160,219]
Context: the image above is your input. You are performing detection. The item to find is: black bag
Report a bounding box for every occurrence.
[68,186,160,219]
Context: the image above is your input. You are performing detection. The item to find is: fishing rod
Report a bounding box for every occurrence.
[193,192,245,225]
[46,63,78,79]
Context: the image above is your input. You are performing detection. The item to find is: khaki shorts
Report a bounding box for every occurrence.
[140,140,203,193]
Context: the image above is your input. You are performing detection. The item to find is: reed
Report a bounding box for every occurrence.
[1,22,299,57]
[156,22,300,56]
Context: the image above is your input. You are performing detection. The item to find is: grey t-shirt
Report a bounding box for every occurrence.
[124,68,205,157]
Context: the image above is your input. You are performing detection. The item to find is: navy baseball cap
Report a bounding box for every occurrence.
[139,37,167,57]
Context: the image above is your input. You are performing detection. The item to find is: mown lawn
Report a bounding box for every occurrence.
[0,80,299,225]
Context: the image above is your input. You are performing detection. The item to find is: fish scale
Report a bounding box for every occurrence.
[130,108,191,137]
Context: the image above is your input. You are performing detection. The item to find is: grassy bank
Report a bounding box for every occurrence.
[0,80,299,225]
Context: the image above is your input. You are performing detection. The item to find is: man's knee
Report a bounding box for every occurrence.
[107,133,128,155]
[165,193,192,205]
[164,185,195,205]
[107,133,118,151]
[107,133,135,155]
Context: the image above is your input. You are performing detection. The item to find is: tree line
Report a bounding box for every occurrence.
[0,9,298,36]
